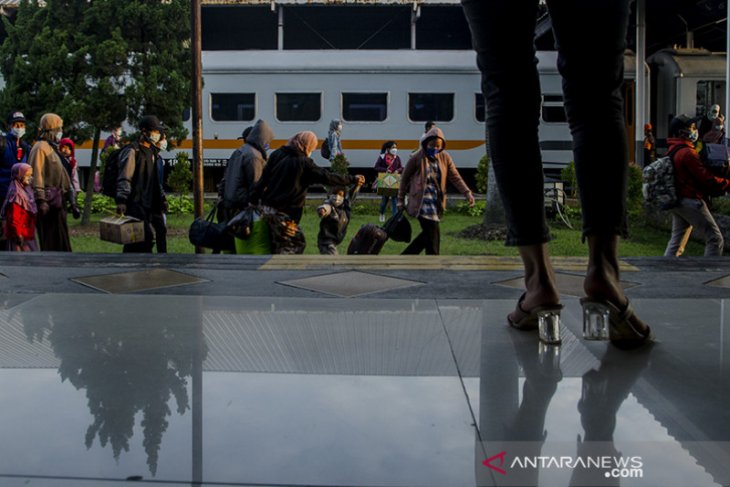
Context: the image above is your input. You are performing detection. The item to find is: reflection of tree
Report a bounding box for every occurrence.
[20,298,206,476]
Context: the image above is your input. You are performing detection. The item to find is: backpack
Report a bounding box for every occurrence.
[320,137,331,160]
[699,143,730,178]
[101,143,138,199]
[642,145,683,211]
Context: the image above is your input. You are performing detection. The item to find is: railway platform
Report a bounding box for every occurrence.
[0,253,729,486]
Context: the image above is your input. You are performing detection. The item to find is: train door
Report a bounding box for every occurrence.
[623,80,636,163]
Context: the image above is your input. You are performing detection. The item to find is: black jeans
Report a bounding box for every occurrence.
[461,0,630,245]
[402,217,440,255]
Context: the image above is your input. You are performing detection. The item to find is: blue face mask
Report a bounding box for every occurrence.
[689,129,699,143]
[426,148,440,158]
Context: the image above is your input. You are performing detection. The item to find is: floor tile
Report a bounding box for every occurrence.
[71,268,208,293]
[278,270,423,297]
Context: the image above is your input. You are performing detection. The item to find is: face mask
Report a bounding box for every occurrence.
[11,127,25,139]
[715,125,724,131]
[115,130,122,138]
[263,143,270,151]
[337,124,342,132]
[689,129,699,143]
[331,195,344,207]
[388,148,397,156]
[426,147,440,158]
[307,151,313,158]
[149,132,161,144]
[55,131,63,142]
[158,140,168,151]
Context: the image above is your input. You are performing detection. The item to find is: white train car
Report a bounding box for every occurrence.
[77,49,643,186]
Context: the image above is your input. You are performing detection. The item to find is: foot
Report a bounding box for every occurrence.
[584,269,651,339]
[507,288,561,329]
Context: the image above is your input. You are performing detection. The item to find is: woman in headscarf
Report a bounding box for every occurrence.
[1,163,38,251]
[29,113,73,251]
[249,131,364,223]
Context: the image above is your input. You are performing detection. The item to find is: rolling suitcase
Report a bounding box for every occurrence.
[347,223,388,255]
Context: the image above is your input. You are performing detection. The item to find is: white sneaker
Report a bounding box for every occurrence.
[379,214,385,223]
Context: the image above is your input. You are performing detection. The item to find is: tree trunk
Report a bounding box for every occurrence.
[81,127,101,226]
[482,139,506,229]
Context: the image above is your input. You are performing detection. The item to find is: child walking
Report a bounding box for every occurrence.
[1,163,38,251]
[317,180,363,255]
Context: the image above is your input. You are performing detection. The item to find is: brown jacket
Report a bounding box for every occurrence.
[29,139,71,204]
[397,127,472,218]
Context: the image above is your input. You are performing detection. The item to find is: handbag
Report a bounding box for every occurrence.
[376,172,401,197]
[382,209,412,243]
[189,206,234,251]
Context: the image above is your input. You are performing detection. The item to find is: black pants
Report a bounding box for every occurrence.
[402,217,440,255]
[461,0,630,245]
[150,213,167,253]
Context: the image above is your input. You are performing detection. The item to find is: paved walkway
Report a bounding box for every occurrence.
[0,254,729,486]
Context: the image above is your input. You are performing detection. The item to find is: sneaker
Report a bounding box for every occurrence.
[379,214,385,223]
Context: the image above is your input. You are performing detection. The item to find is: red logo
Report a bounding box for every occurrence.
[483,451,507,475]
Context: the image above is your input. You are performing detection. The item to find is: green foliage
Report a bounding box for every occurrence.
[167,152,192,195]
[454,200,486,217]
[166,195,194,214]
[475,155,489,194]
[711,196,730,216]
[330,153,349,176]
[561,161,578,197]
[76,192,116,214]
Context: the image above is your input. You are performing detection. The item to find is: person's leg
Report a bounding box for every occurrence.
[664,210,692,257]
[402,219,428,255]
[462,0,559,314]
[150,212,167,253]
[420,218,441,255]
[123,205,154,253]
[668,198,724,256]
[390,197,398,216]
[379,196,388,216]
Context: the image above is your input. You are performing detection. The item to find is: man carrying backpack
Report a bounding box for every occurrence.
[114,115,167,253]
[664,114,730,257]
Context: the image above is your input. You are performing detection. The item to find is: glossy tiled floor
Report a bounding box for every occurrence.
[0,294,728,486]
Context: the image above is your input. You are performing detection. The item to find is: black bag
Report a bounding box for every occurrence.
[347,223,389,255]
[320,138,331,160]
[226,206,255,240]
[382,209,411,243]
[101,144,138,199]
[189,206,234,251]
[700,143,730,178]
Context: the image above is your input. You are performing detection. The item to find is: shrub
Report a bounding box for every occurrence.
[166,195,194,214]
[561,161,577,197]
[76,192,116,214]
[475,154,489,194]
[168,152,192,195]
[454,200,485,217]
[627,163,644,219]
[330,153,349,176]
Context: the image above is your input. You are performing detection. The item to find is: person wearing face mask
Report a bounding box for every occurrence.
[221,119,275,224]
[149,131,169,253]
[698,104,722,141]
[326,119,344,163]
[29,113,74,251]
[1,163,38,251]
[0,111,32,250]
[102,126,124,153]
[398,127,475,255]
[248,131,365,225]
[664,114,730,257]
[374,141,403,222]
[114,115,168,253]
[316,180,363,255]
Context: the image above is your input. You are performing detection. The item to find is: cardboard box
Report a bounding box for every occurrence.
[376,172,401,197]
[99,215,145,245]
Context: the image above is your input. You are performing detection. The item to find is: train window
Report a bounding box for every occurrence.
[342,93,388,122]
[696,80,726,117]
[541,94,567,123]
[408,93,454,122]
[211,93,256,121]
[276,93,322,122]
[475,93,485,122]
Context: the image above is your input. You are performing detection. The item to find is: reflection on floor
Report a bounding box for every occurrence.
[0,294,728,486]
[71,268,208,293]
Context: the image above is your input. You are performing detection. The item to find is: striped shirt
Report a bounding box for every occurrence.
[419,160,441,222]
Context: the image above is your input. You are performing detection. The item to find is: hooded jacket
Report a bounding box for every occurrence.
[326,119,343,162]
[222,119,275,212]
[668,137,730,200]
[0,132,31,204]
[398,127,472,219]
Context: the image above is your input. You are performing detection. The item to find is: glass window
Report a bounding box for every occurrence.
[211,93,255,121]
[696,80,726,118]
[342,93,388,122]
[408,93,454,122]
[475,93,485,122]
[541,94,567,123]
[276,93,322,122]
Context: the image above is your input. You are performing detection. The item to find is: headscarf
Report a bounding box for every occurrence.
[59,138,77,170]
[38,112,63,142]
[0,163,36,218]
[328,119,342,136]
[286,131,318,156]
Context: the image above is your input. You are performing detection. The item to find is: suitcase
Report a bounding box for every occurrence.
[347,223,389,255]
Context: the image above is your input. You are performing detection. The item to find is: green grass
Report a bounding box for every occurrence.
[68,201,703,256]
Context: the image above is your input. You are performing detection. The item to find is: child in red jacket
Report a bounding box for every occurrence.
[1,163,38,251]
